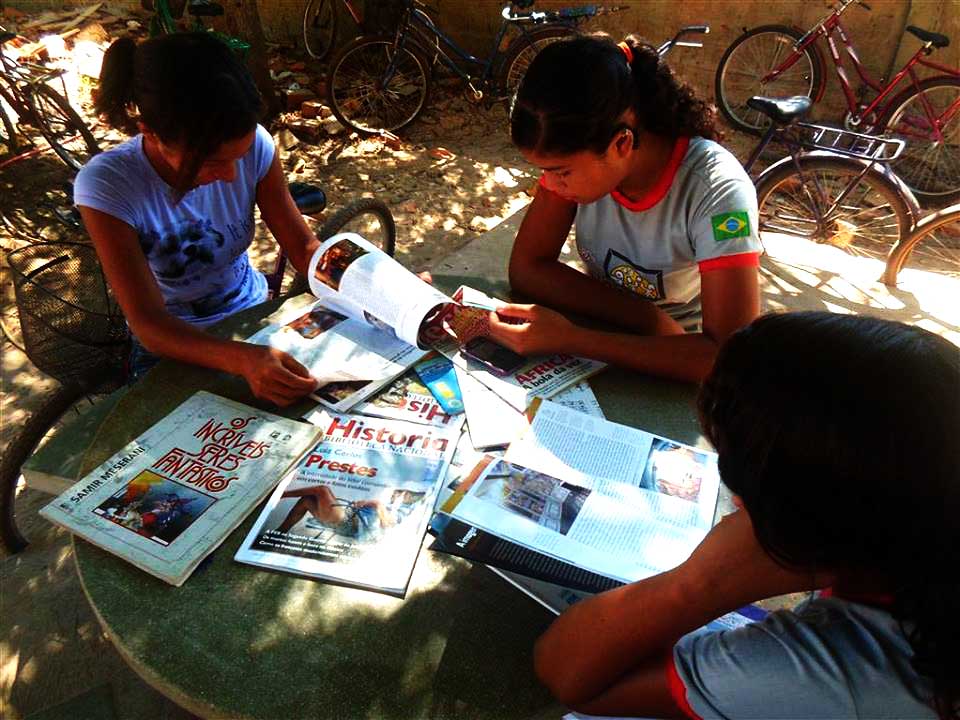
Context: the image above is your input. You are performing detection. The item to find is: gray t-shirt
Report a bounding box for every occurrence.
[672,596,936,719]
[572,136,762,330]
[74,124,274,326]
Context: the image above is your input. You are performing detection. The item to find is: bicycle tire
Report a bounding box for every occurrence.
[30,83,100,171]
[0,381,85,553]
[287,197,397,296]
[883,203,960,286]
[327,34,431,134]
[715,25,824,135]
[302,0,337,60]
[755,155,913,268]
[498,24,577,105]
[879,75,960,206]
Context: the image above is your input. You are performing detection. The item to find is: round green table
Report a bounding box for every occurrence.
[72,278,708,720]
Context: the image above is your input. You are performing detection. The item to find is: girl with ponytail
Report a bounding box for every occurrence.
[75,32,320,406]
[535,312,959,720]
[487,35,761,382]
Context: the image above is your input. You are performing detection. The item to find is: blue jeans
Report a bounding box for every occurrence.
[127,337,161,383]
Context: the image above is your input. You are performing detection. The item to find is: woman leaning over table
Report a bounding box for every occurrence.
[75,32,320,406]
[487,35,761,382]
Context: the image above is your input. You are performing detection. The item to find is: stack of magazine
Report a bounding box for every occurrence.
[41,232,611,597]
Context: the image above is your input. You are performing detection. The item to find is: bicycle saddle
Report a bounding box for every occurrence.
[0,31,18,45]
[746,96,812,125]
[187,0,224,17]
[905,26,949,49]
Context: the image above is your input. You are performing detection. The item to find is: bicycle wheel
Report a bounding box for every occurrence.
[499,24,577,104]
[327,35,431,134]
[755,156,913,267]
[883,204,960,286]
[302,0,337,60]
[30,83,100,171]
[715,25,823,135]
[289,197,396,295]
[0,382,86,552]
[879,76,960,206]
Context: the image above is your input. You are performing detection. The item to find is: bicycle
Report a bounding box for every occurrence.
[882,202,960,286]
[325,0,625,135]
[0,29,101,171]
[302,0,362,61]
[714,0,960,205]
[142,0,250,54]
[743,95,919,275]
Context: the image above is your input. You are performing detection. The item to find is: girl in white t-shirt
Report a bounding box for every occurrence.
[75,32,319,405]
[488,35,761,382]
[536,312,958,720]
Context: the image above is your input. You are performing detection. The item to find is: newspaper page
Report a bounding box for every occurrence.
[307,232,453,348]
[458,363,604,449]
[235,412,458,597]
[439,400,721,583]
[40,392,322,586]
[245,296,427,413]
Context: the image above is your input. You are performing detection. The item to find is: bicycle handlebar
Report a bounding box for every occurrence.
[658,25,709,57]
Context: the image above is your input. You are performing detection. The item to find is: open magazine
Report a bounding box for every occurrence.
[40,392,322,586]
[235,412,459,597]
[439,399,721,584]
[247,234,604,413]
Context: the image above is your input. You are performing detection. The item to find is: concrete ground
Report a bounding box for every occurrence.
[3,130,958,719]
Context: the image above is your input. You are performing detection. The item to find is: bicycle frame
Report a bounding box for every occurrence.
[392,2,565,96]
[762,0,960,135]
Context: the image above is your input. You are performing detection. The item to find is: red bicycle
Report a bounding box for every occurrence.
[715,0,960,205]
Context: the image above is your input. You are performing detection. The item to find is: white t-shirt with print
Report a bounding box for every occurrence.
[74,124,275,327]
[569,136,762,330]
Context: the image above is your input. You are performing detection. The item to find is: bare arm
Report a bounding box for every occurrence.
[256,149,321,277]
[534,510,829,715]
[509,188,683,336]
[489,265,760,382]
[79,206,317,405]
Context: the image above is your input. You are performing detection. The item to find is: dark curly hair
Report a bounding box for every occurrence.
[510,34,720,156]
[699,311,960,720]
[95,32,263,192]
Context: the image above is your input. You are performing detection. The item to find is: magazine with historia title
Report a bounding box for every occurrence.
[235,412,459,597]
[40,392,323,586]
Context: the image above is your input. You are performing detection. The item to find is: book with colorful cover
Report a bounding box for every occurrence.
[39,392,323,586]
[234,412,459,597]
[351,357,463,429]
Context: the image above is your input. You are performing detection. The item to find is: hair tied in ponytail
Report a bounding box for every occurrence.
[617,41,634,64]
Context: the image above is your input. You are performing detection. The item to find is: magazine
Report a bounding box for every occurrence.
[351,358,463,429]
[439,399,721,584]
[39,392,322,586]
[235,412,459,597]
[246,295,428,413]
[434,288,607,412]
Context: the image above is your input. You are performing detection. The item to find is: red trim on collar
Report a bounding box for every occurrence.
[612,136,691,212]
[666,652,703,720]
[698,252,761,273]
[820,586,896,608]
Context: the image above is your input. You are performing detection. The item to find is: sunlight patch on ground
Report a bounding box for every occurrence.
[761,232,960,344]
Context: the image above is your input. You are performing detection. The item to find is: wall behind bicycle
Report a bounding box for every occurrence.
[7,0,957,126]
[418,0,959,127]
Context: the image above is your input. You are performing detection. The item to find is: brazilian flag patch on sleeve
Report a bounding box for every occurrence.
[711,211,751,241]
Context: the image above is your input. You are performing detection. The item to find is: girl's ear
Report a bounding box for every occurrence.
[610,127,635,158]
